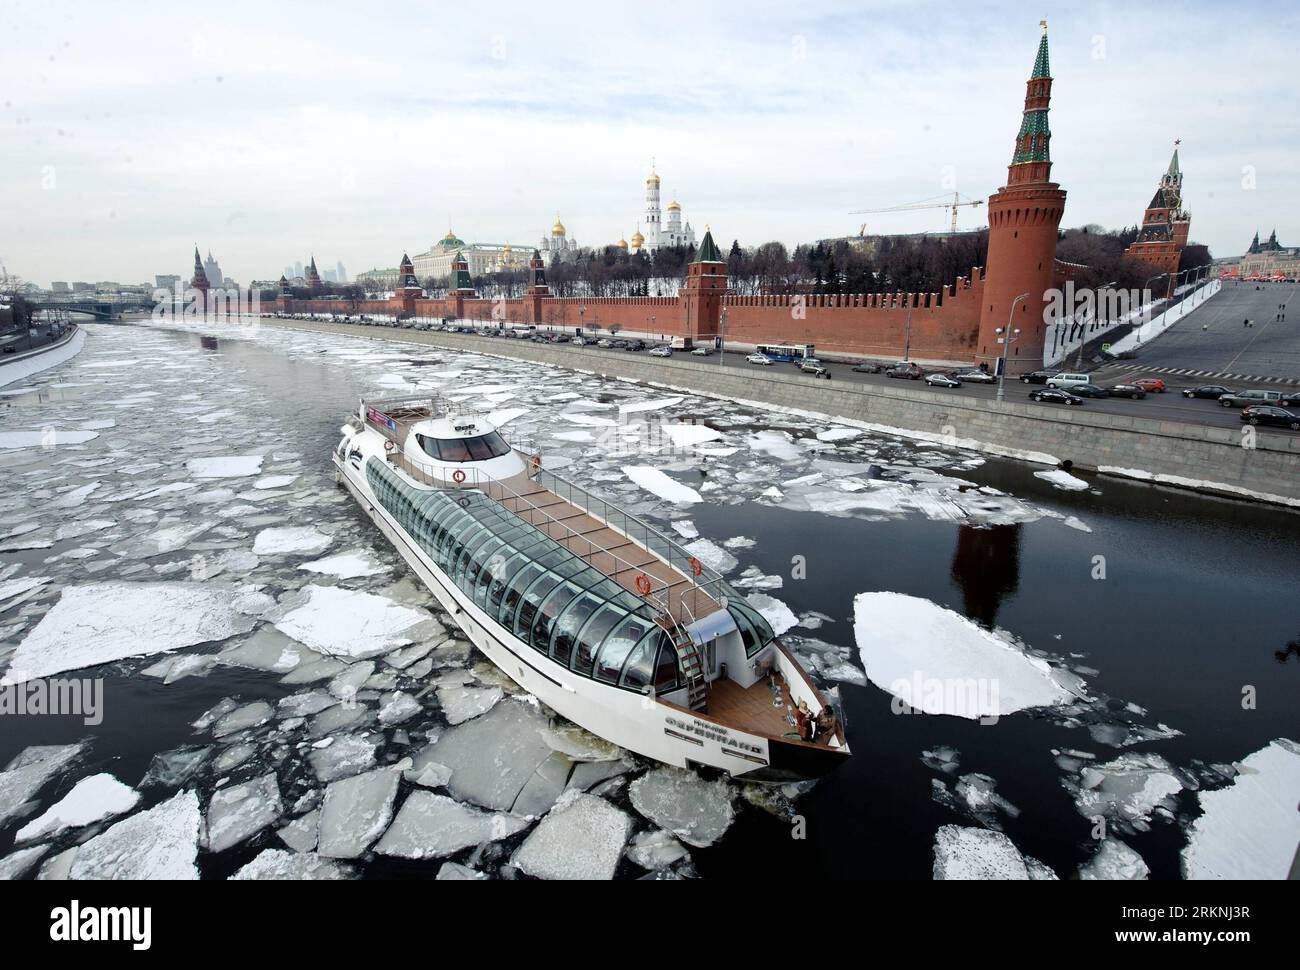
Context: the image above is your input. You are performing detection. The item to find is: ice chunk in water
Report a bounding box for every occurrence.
[2,583,260,685]
[437,685,503,725]
[300,549,390,579]
[1079,838,1149,880]
[212,701,274,738]
[437,861,487,880]
[15,773,140,843]
[628,767,735,848]
[682,538,737,574]
[511,789,632,880]
[0,742,88,827]
[745,593,798,637]
[309,733,380,782]
[540,724,623,763]
[626,828,690,871]
[1182,738,1300,880]
[621,466,702,504]
[252,526,333,556]
[274,585,432,660]
[0,845,49,880]
[317,767,401,859]
[375,791,529,860]
[932,825,1056,880]
[277,810,320,853]
[1068,752,1183,832]
[141,746,209,789]
[230,849,351,880]
[204,773,283,853]
[186,455,265,479]
[69,790,202,880]
[378,691,422,726]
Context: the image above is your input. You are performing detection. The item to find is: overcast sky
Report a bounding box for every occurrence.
[2,0,1295,285]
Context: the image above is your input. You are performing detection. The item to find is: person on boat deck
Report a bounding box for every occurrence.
[796,700,816,742]
[815,706,836,741]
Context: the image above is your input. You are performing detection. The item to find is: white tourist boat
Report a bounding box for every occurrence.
[334,394,850,781]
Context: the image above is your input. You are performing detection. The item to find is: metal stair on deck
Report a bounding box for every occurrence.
[660,617,708,712]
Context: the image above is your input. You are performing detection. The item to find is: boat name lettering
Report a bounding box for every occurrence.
[665,716,763,754]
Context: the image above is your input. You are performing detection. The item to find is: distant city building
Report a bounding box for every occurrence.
[1222,229,1299,278]
[335,260,347,283]
[72,282,94,292]
[51,281,70,293]
[155,274,181,291]
[356,266,399,290]
[322,269,337,283]
[202,250,225,288]
[294,261,304,279]
[412,228,529,281]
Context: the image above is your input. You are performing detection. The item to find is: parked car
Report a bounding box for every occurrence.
[649,345,672,358]
[1045,372,1092,389]
[1029,388,1085,406]
[571,336,587,346]
[953,370,996,384]
[596,339,613,348]
[1107,383,1148,400]
[624,339,646,352]
[1068,383,1111,398]
[611,340,629,350]
[886,362,924,380]
[1128,377,1167,393]
[851,361,883,373]
[1020,370,1060,384]
[690,346,713,356]
[1219,389,1284,408]
[1280,391,1300,408]
[924,373,962,388]
[1240,406,1300,430]
[747,353,774,365]
[800,360,832,379]
[1182,384,1232,399]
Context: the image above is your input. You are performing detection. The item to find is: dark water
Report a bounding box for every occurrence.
[2,322,1297,880]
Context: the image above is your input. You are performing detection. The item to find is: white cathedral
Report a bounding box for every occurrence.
[625,164,695,254]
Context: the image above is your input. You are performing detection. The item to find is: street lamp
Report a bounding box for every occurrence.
[718,307,727,371]
[1076,279,1116,369]
[995,292,1029,402]
[579,304,585,337]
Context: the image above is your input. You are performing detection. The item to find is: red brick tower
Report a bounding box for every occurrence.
[446,250,476,319]
[976,22,1067,376]
[525,249,549,324]
[190,245,210,310]
[396,252,421,318]
[306,256,322,290]
[1123,142,1189,297]
[683,227,726,342]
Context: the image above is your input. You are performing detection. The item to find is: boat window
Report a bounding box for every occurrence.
[588,606,638,682]
[486,552,530,614]
[464,536,505,591]
[499,562,544,629]
[514,571,563,642]
[551,593,605,672]
[417,432,511,463]
[652,634,679,691]
[618,631,659,692]
[727,599,775,658]
[532,582,581,659]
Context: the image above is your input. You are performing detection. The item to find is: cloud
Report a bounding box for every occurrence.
[1,0,1293,284]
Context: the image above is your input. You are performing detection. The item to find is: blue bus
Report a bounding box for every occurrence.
[755,343,815,362]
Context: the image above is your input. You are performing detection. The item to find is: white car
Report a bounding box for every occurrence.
[649,345,672,358]
[690,346,713,356]
[747,353,774,365]
[1046,372,1092,390]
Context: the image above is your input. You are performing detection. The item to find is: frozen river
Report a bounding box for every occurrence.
[0,318,1297,880]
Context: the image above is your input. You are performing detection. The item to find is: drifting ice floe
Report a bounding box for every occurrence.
[622,466,702,504]
[184,455,265,479]
[300,549,390,579]
[230,850,351,880]
[317,767,402,859]
[745,593,798,637]
[375,791,529,860]
[1182,738,1300,880]
[15,773,140,843]
[619,396,684,415]
[511,789,633,880]
[1079,838,1150,880]
[0,742,88,827]
[1034,468,1090,491]
[204,773,283,853]
[853,592,1073,719]
[626,828,690,871]
[252,525,333,556]
[0,429,100,449]
[68,789,202,880]
[682,538,737,574]
[932,825,1056,880]
[437,685,503,725]
[1067,752,1184,833]
[273,584,432,659]
[628,767,734,848]
[2,583,264,685]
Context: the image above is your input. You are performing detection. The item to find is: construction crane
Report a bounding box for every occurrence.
[850,192,984,233]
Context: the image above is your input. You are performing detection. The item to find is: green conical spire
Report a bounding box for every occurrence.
[693,227,722,263]
[1167,144,1180,179]
[1031,21,1050,78]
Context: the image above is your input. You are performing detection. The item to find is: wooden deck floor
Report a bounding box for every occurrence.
[706,676,800,740]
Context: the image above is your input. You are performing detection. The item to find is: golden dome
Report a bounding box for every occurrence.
[630,228,645,246]
[616,237,629,250]
[646,170,660,188]
[667,199,681,211]
[552,215,566,237]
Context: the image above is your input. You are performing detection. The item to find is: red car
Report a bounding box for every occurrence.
[1129,377,1166,393]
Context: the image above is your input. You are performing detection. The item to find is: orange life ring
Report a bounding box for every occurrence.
[530,454,541,471]
[383,440,395,453]
[635,574,652,595]
[689,557,703,577]
[452,469,466,484]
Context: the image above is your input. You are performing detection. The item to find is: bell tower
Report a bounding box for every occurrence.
[976,22,1067,375]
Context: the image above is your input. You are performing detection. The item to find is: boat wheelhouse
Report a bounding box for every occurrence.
[335,394,849,780]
